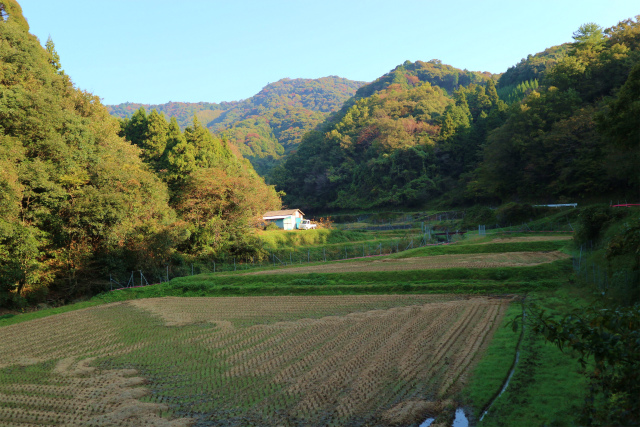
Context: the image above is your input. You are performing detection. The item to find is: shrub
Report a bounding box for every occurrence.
[461,206,496,228]
[496,203,547,225]
[574,205,628,246]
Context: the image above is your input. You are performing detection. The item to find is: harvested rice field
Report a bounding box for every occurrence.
[242,251,569,275]
[0,295,511,426]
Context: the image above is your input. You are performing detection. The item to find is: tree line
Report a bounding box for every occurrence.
[0,0,279,307]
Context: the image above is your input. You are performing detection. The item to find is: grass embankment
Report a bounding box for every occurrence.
[257,228,372,249]
[466,285,590,426]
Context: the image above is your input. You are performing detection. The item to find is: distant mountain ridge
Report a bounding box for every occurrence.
[107,76,366,175]
[108,101,236,129]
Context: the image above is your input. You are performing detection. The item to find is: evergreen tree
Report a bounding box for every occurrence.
[485,79,499,106]
[184,114,230,168]
[123,107,149,147]
[45,36,63,74]
[143,109,169,164]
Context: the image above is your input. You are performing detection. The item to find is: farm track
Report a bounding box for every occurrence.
[1,295,512,426]
[240,251,569,275]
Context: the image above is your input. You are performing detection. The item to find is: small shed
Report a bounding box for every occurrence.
[263,209,304,230]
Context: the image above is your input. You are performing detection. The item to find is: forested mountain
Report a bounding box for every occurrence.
[108,101,237,130]
[273,18,640,211]
[353,59,493,99]
[271,61,502,209]
[0,0,280,307]
[108,77,365,175]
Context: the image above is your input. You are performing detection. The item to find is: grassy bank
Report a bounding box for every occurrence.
[257,228,372,249]
[466,285,591,426]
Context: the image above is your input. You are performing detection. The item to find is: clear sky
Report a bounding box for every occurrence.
[18,0,640,105]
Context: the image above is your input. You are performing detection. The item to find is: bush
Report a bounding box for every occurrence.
[264,222,279,231]
[525,303,640,426]
[496,203,549,226]
[461,205,496,228]
[574,205,628,246]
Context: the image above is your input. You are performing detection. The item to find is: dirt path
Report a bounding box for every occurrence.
[241,251,569,275]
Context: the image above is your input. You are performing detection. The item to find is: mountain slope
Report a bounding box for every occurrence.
[271,61,501,210]
[273,19,640,211]
[107,77,365,175]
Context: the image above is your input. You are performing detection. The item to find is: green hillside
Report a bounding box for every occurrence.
[107,77,365,175]
[273,19,640,211]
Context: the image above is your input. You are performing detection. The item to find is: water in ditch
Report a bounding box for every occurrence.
[419,408,468,427]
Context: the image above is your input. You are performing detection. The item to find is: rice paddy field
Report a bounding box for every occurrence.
[0,231,583,427]
[241,251,569,276]
[0,295,510,426]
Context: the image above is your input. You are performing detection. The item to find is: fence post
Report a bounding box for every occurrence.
[578,245,582,270]
[308,249,310,263]
[213,261,215,273]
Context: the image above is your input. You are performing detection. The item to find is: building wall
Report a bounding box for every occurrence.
[283,216,295,230]
[264,211,304,230]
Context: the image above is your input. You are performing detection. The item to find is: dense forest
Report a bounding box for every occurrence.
[0,0,280,307]
[108,77,364,175]
[272,20,639,210]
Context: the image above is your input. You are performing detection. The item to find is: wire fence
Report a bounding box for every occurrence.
[108,231,465,290]
[572,244,639,301]
[108,219,575,291]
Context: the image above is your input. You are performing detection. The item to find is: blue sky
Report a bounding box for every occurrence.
[18,0,640,105]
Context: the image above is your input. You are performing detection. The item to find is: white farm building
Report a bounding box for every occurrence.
[262,209,305,230]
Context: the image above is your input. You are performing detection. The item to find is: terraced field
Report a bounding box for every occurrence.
[0,295,511,426]
[242,251,569,275]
